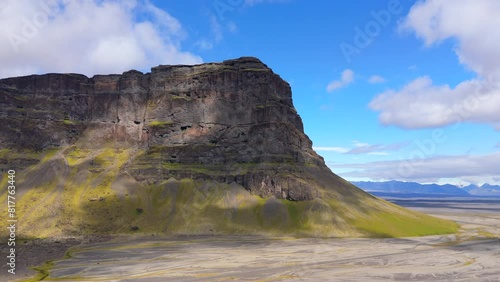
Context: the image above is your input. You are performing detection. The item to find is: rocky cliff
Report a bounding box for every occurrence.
[0,57,457,237]
[1,57,327,200]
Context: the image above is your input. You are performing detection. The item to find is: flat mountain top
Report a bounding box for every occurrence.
[0,57,457,238]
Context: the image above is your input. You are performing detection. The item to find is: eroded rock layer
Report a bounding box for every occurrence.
[0,57,460,238]
[0,57,335,200]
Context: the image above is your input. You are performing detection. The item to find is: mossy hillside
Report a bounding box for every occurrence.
[0,148,60,184]
[346,198,459,237]
[64,146,91,166]
[0,145,458,239]
[0,146,134,238]
[40,148,59,162]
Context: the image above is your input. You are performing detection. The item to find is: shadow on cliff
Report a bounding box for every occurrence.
[136,62,378,207]
[1,63,460,240]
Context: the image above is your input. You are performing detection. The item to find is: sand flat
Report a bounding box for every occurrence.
[23,198,500,281]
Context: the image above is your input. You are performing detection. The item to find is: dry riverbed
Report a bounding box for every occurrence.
[3,198,500,281]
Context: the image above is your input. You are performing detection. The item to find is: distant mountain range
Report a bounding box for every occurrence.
[352,181,500,197]
[462,184,500,197]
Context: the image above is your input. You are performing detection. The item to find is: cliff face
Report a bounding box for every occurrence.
[1,57,326,200]
[0,57,458,238]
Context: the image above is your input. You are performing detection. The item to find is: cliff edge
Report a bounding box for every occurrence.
[0,57,457,237]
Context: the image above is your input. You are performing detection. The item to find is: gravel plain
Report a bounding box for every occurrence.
[5,198,500,281]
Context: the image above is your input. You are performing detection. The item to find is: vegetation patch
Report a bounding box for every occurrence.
[171,95,192,101]
[243,68,268,72]
[27,260,54,282]
[64,146,91,166]
[40,148,60,163]
[256,103,276,109]
[0,148,10,158]
[352,209,458,238]
[148,120,174,128]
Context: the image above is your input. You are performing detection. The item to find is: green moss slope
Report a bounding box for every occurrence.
[0,146,458,239]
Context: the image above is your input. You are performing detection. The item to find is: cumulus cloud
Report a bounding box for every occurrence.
[368,75,385,84]
[0,0,202,78]
[370,0,500,130]
[330,152,500,184]
[370,76,499,129]
[326,69,354,92]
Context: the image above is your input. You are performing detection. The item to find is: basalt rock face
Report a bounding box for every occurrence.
[0,57,327,200]
[0,57,460,238]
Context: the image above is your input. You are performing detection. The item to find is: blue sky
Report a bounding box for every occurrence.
[1,0,499,185]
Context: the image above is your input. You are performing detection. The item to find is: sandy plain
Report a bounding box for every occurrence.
[6,198,500,281]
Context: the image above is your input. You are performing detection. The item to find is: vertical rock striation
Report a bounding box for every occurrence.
[0,57,458,238]
[0,57,338,200]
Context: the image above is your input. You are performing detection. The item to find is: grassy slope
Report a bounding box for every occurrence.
[0,146,458,239]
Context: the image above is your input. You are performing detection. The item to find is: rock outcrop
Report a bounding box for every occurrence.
[0,57,458,238]
[1,57,334,200]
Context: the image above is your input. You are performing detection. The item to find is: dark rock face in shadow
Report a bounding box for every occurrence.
[0,58,461,239]
[0,57,354,201]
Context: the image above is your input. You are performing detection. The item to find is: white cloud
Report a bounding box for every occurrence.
[347,140,406,155]
[326,69,354,92]
[0,0,202,78]
[368,152,389,156]
[370,76,500,129]
[370,0,500,129]
[313,147,349,153]
[347,145,385,155]
[314,141,406,155]
[368,75,385,84]
[352,140,369,147]
[330,152,500,185]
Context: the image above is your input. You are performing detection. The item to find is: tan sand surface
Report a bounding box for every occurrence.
[7,198,500,281]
